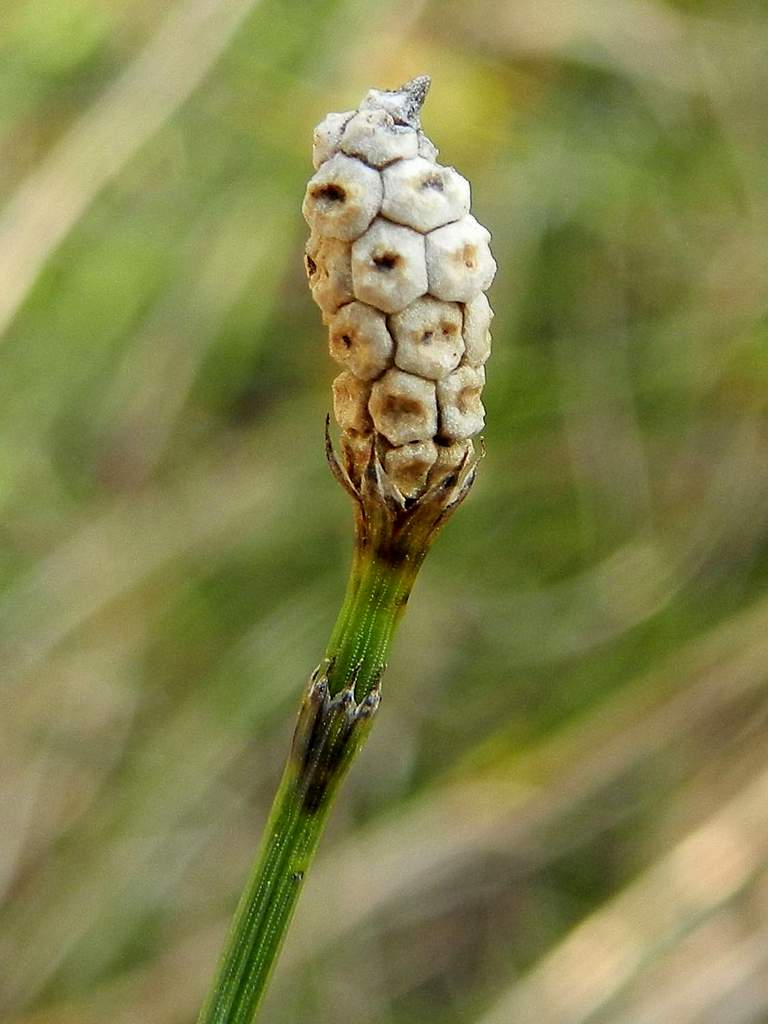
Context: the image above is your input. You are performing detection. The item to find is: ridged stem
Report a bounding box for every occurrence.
[196,549,418,1024]
[325,550,417,698]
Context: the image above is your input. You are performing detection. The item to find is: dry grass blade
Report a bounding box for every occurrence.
[475,767,768,1024]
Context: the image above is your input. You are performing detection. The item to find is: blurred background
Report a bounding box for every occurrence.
[1,0,767,1021]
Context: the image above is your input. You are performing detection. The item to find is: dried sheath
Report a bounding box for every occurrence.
[303,77,495,499]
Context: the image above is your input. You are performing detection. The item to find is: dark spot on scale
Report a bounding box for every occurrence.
[422,174,444,191]
[341,333,353,349]
[313,183,347,204]
[421,330,434,344]
[305,254,317,277]
[373,252,399,271]
[383,395,423,417]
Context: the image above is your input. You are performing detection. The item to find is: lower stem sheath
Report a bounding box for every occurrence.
[197,551,416,1024]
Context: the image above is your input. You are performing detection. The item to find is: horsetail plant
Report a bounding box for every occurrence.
[197,76,495,1024]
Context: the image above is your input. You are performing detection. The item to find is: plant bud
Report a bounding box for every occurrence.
[304,77,495,501]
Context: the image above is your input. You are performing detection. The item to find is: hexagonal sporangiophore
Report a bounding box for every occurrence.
[429,438,474,486]
[425,215,497,302]
[340,109,419,167]
[332,371,373,433]
[305,234,354,315]
[382,157,470,234]
[351,219,427,315]
[327,302,394,381]
[390,295,464,380]
[462,292,494,367]
[368,368,437,446]
[312,110,355,168]
[436,364,486,440]
[383,439,438,498]
[302,154,383,242]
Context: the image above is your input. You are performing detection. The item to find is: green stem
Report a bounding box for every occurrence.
[197,551,417,1024]
[325,551,416,698]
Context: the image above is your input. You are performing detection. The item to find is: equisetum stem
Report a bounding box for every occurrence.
[196,550,417,1024]
[325,551,416,698]
[198,70,491,1023]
